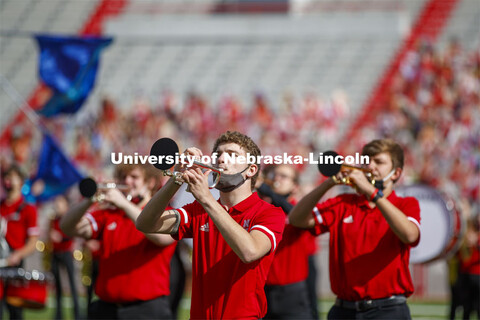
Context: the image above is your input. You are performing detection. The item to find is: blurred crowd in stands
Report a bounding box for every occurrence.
[344,39,479,207]
[1,39,479,230]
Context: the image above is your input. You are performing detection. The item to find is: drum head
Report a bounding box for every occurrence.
[396,185,458,264]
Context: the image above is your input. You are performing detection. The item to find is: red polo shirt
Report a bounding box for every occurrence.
[305,232,318,256]
[86,208,176,303]
[1,197,39,250]
[51,218,74,252]
[266,219,313,285]
[312,190,420,301]
[460,241,480,275]
[172,192,285,320]
[267,198,317,286]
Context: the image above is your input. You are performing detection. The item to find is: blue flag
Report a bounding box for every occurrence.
[23,133,83,202]
[35,34,113,117]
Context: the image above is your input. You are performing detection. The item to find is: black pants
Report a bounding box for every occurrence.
[0,265,23,320]
[51,251,80,320]
[265,281,314,319]
[306,255,319,319]
[461,273,480,320]
[0,302,23,320]
[88,296,172,320]
[86,259,99,316]
[169,246,186,319]
[327,302,411,320]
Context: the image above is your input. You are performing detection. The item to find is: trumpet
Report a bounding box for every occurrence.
[79,178,132,202]
[163,160,224,189]
[331,164,374,186]
[317,151,375,186]
[150,137,223,189]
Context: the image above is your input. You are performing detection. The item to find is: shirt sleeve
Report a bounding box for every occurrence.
[85,210,106,240]
[250,206,285,254]
[171,201,196,241]
[311,196,344,236]
[24,205,39,237]
[398,196,421,247]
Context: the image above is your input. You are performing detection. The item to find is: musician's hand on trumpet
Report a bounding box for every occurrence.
[172,147,204,185]
[97,187,131,210]
[150,138,223,189]
[345,168,377,197]
[79,178,133,210]
[318,151,376,195]
[182,166,215,203]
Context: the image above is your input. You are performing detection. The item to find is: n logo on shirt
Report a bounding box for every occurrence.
[200,223,210,232]
[242,219,251,230]
[107,222,117,230]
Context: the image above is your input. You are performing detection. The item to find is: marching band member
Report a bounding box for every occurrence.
[0,164,39,320]
[49,195,80,320]
[289,139,421,320]
[137,131,285,320]
[61,164,176,319]
[257,164,317,319]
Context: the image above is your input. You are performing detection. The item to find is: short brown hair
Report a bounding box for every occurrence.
[362,139,404,173]
[212,131,261,191]
[114,164,161,195]
[3,164,27,182]
[114,164,147,182]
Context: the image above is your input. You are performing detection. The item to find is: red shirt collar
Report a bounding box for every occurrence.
[219,192,260,215]
[1,195,25,209]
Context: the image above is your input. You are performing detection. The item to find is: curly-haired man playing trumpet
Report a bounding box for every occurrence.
[137,131,285,320]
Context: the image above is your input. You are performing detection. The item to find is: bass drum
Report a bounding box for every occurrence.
[396,184,465,264]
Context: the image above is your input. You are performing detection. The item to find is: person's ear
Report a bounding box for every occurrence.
[392,167,402,182]
[246,164,258,178]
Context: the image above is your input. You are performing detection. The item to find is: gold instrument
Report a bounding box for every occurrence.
[317,151,375,186]
[331,164,375,186]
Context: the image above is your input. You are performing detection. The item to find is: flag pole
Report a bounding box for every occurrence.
[0,74,46,133]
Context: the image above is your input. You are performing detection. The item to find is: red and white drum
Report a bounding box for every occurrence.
[396,184,465,264]
[1,268,48,309]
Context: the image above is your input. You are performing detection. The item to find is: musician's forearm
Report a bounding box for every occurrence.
[15,236,38,259]
[136,178,181,233]
[60,199,92,237]
[290,178,335,228]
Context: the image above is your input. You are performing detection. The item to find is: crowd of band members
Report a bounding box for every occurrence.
[2,133,479,319]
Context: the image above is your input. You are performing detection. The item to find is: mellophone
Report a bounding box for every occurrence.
[150,137,223,189]
[0,268,49,309]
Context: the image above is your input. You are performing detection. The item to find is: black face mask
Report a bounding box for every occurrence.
[374,169,396,191]
[215,166,249,193]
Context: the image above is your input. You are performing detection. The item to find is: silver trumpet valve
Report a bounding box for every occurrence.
[163,160,223,189]
[150,138,223,189]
